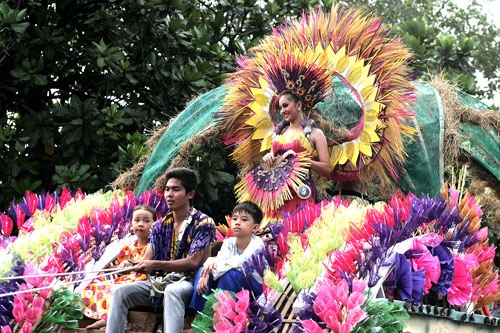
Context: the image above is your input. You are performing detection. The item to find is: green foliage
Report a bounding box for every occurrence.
[357,0,499,102]
[41,287,84,329]
[189,138,239,225]
[353,291,410,332]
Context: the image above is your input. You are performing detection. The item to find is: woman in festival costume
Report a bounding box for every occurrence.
[82,205,156,330]
[261,89,331,218]
[231,53,335,221]
[218,5,416,222]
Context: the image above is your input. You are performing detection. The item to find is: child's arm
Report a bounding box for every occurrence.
[196,274,210,295]
[212,237,263,280]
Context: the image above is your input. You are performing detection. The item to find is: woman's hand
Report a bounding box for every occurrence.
[281,149,296,160]
[263,152,276,168]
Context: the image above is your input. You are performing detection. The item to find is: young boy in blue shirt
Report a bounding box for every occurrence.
[190,201,264,312]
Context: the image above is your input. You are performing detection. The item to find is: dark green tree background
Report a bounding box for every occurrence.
[1,0,499,211]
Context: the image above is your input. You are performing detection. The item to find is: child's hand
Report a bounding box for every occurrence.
[200,262,217,277]
[196,275,209,295]
[118,260,133,269]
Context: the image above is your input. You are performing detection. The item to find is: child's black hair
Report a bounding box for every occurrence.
[232,201,263,225]
[133,205,157,221]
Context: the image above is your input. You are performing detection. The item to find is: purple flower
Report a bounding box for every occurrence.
[411,268,426,303]
[117,220,131,239]
[393,254,413,301]
[430,245,454,296]
[247,294,282,332]
[293,291,321,331]
[385,254,425,303]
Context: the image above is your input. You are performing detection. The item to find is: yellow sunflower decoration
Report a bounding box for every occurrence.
[217,5,416,182]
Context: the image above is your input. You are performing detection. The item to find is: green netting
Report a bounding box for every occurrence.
[396,82,445,197]
[456,92,500,182]
[459,123,500,181]
[136,81,499,196]
[459,124,500,180]
[135,86,228,194]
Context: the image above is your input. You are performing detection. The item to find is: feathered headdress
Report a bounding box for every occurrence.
[217,5,416,182]
[262,51,333,109]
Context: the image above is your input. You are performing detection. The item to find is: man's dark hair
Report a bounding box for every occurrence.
[165,167,198,193]
[133,205,157,221]
[232,201,263,226]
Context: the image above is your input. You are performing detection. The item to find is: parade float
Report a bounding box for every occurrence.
[1,4,499,333]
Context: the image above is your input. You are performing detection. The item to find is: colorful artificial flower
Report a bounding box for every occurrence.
[447,254,473,305]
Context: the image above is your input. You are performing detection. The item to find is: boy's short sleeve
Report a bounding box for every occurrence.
[188,215,215,256]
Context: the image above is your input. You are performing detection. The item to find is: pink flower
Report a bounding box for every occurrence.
[1,326,12,333]
[38,281,52,299]
[411,239,440,293]
[477,227,488,242]
[302,319,327,333]
[448,254,472,306]
[322,308,340,331]
[352,280,366,294]
[14,295,28,312]
[214,301,236,322]
[233,312,247,330]
[23,263,44,288]
[25,307,42,325]
[214,290,236,309]
[235,289,249,314]
[419,232,443,248]
[213,313,232,332]
[0,214,13,237]
[21,323,32,333]
[12,304,24,326]
[339,322,353,333]
[346,307,367,325]
[19,284,33,303]
[448,186,460,207]
[336,279,349,306]
[347,291,365,310]
[32,297,45,310]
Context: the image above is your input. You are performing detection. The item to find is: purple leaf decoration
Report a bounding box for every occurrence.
[268,221,285,240]
[434,206,462,234]
[79,233,90,252]
[117,220,131,239]
[18,200,31,217]
[121,199,135,221]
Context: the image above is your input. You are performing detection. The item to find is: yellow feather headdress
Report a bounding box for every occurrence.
[217,5,416,182]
